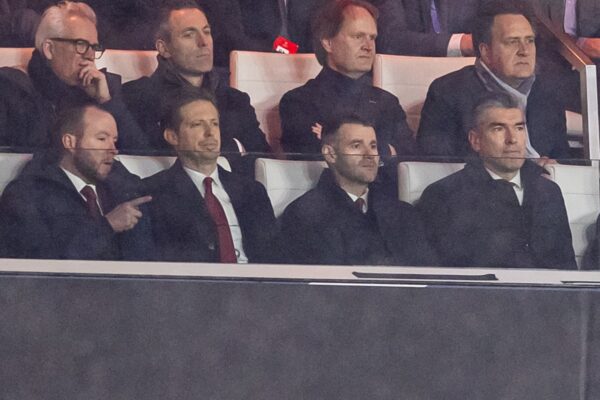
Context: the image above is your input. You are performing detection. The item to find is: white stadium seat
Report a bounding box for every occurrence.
[255,158,326,217]
[373,54,584,145]
[117,155,231,178]
[230,51,323,154]
[0,47,157,83]
[0,153,33,194]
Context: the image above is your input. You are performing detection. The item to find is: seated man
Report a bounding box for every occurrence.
[417,0,570,160]
[0,103,153,260]
[122,0,270,161]
[0,0,147,151]
[143,89,279,263]
[280,116,437,266]
[279,0,415,157]
[417,93,576,269]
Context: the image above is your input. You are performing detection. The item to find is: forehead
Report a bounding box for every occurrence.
[168,8,209,31]
[179,100,219,120]
[337,123,376,141]
[490,14,533,39]
[82,107,117,136]
[62,15,97,41]
[480,107,524,127]
[338,5,377,33]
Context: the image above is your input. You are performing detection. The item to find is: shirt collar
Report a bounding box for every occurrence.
[485,168,522,189]
[61,167,97,194]
[183,165,221,189]
[345,187,369,207]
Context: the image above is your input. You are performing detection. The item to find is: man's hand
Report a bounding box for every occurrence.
[78,61,112,103]
[106,196,152,233]
[460,34,474,57]
[578,37,600,60]
[535,156,557,168]
[311,122,323,140]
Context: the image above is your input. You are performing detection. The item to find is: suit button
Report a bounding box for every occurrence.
[208,242,215,251]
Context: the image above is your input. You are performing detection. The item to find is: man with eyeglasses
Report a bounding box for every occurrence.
[0,1,147,151]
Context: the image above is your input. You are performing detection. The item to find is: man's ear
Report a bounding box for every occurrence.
[322,143,336,164]
[42,40,54,60]
[156,39,171,59]
[62,133,77,153]
[321,37,333,54]
[479,42,490,65]
[164,128,178,147]
[468,129,481,153]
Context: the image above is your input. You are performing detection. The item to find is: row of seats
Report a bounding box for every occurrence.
[0,48,584,152]
[0,153,597,266]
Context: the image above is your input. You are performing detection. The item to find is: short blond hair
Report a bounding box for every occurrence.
[35,1,97,51]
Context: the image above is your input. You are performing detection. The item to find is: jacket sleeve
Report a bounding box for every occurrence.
[417,79,464,156]
[279,89,322,156]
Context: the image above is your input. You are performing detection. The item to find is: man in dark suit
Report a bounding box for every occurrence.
[0,0,147,151]
[122,0,270,173]
[379,0,483,57]
[280,116,437,266]
[417,93,576,269]
[417,0,570,161]
[144,89,279,263]
[279,0,415,159]
[0,103,153,260]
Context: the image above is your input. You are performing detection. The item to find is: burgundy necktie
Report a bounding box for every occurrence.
[80,185,102,221]
[203,177,237,263]
[355,197,367,214]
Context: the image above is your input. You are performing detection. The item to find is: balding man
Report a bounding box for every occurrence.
[0,103,153,260]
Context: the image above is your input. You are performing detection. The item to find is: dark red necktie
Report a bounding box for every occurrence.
[355,197,366,214]
[203,177,237,263]
[80,185,102,221]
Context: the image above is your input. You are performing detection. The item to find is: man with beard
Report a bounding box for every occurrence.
[0,0,147,151]
[143,89,279,263]
[0,103,153,260]
[279,116,437,266]
[417,93,576,269]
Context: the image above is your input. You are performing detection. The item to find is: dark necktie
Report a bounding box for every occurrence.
[80,185,102,221]
[355,197,367,214]
[203,177,237,263]
[494,179,519,206]
[430,0,442,34]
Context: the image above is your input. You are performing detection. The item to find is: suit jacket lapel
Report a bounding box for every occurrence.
[169,161,215,241]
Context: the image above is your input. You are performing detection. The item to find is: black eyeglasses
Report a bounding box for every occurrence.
[50,37,105,59]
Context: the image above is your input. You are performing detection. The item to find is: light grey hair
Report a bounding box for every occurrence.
[34,1,97,51]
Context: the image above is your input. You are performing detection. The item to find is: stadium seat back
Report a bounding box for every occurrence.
[255,158,327,217]
[230,51,322,154]
[0,153,33,194]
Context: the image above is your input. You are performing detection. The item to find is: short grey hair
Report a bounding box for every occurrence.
[471,92,522,130]
[35,1,97,51]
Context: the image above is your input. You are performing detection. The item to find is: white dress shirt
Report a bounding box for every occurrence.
[486,168,524,206]
[61,168,104,214]
[184,166,248,263]
[346,188,369,213]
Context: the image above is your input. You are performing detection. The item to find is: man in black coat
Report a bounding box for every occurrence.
[280,116,437,266]
[122,0,270,174]
[279,0,415,158]
[0,104,153,260]
[0,1,147,151]
[417,93,576,269]
[417,0,570,160]
[143,89,279,263]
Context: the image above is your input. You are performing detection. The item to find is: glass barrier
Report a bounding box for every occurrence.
[0,148,598,271]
